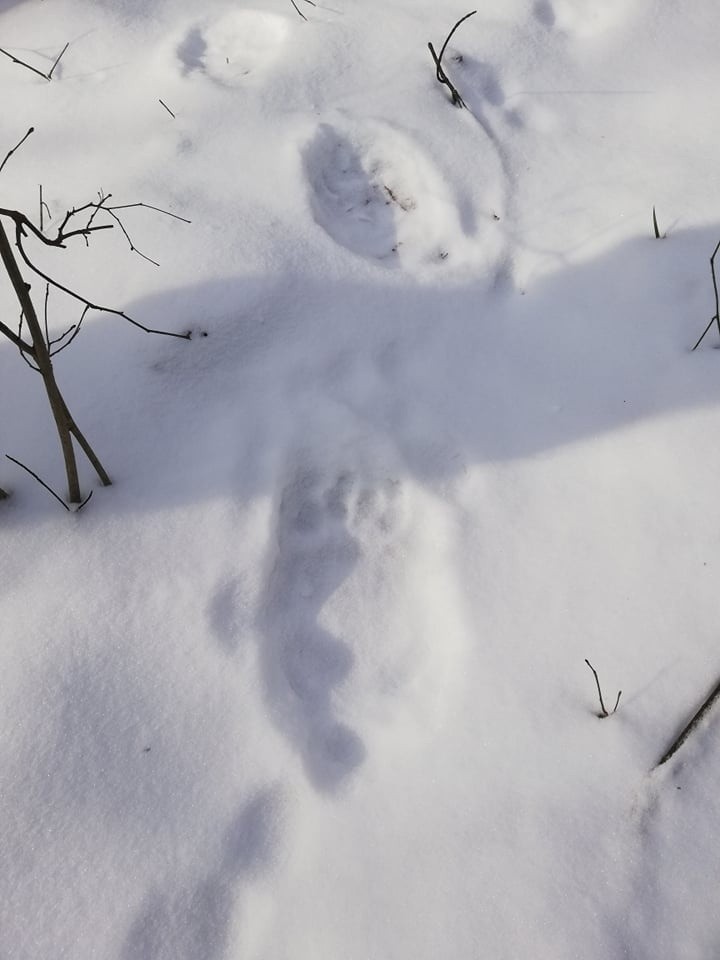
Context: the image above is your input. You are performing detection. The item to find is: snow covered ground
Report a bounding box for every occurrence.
[2,0,720,957]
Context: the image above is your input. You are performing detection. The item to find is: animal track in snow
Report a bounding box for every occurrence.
[176,9,288,86]
[257,461,404,791]
[536,0,641,38]
[302,120,469,269]
[122,787,283,960]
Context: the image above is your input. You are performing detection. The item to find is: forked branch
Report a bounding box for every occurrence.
[1,200,192,341]
[0,42,68,82]
[585,659,622,718]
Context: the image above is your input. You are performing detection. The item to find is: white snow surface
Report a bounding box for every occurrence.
[2,1,720,957]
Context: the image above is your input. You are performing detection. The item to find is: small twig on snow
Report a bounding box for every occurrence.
[290,0,311,20]
[5,454,69,510]
[47,41,69,80]
[585,659,622,718]
[652,206,663,240]
[159,98,176,119]
[0,127,34,176]
[428,11,476,108]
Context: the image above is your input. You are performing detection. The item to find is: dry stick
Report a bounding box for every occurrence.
[0,220,82,501]
[105,201,191,224]
[103,207,160,266]
[57,392,111,488]
[0,127,34,176]
[158,98,176,119]
[43,282,50,349]
[0,316,34,355]
[290,0,308,20]
[652,206,661,239]
[692,239,720,351]
[428,10,476,108]
[48,306,88,356]
[657,673,720,767]
[5,454,69,510]
[39,184,51,231]
[585,659,622,718]
[0,47,49,81]
[47,41,69,80]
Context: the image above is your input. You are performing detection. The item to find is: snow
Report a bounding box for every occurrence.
[2,0,720,957]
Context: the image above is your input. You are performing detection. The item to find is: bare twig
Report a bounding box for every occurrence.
[657,673,720,767]
[0,127,34,176]
[5,454,69,510]
[47,41,69,81]
[39,184,52,231]
[158,98,176,119]
[290,0,308,19]
[0,46,49,81]
[585,659,622,719]
[0,204,191,340]
[13,227,190,339]
[0,316,34,355]
[49,305,90,356]
[0,42,69,82]
[104,201,191,224]
[652,206,662,239]
[43,282,50,349]
[428,11,476,108]
[692,239,720,351]
[103,207,160,266]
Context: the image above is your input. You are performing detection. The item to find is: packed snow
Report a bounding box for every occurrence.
[2,0,720,957]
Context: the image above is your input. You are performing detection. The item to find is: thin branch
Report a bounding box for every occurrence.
[158,98,176,119]
[75,488,94,511]
[12,221,190,340]
[47,41,69,81]
[290,0,308,20]
[428,11,476,108]
[0,317,35,354]
[43,282,50,348]
[0,46,49,81]
[652,206,661,239]
[585,659,621,719]
[103,207,160,266]
[39,184,52,231]
[18,312,41,371]
[692,316,717,352]
[0,127,34,175]
[692,240,720,350]
[657,673,720,767]
[5,454,69,510]
[585,659,608,716]
[105,201,191,224]
[49,304,90,356]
